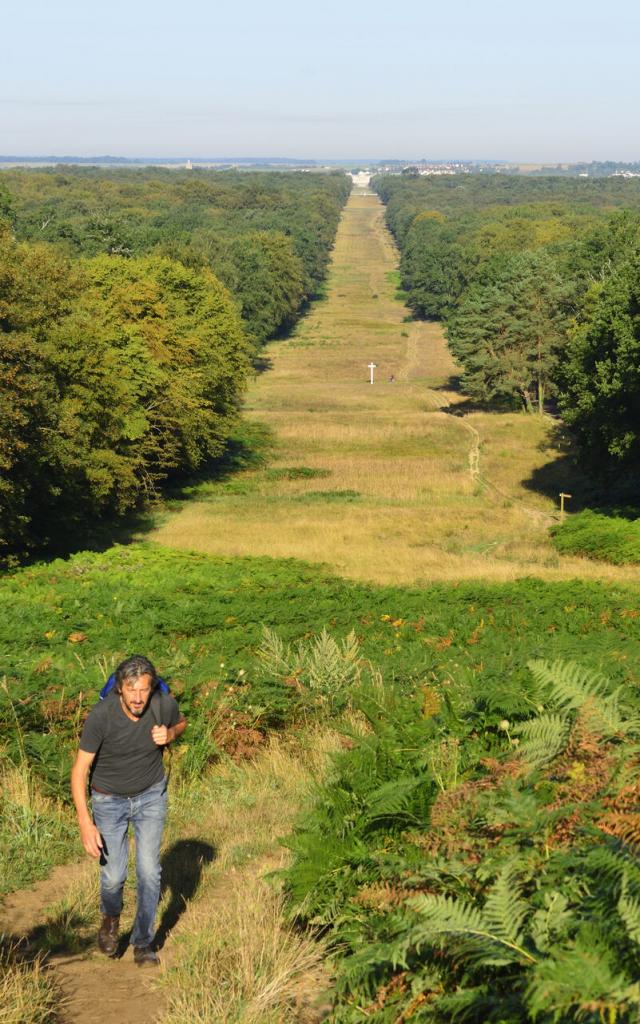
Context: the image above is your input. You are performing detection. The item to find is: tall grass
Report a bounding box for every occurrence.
[0,762,76,897]
[163,876,326,1024]
[35,871,99,954]
[0,943,61,1024]
[161,730,340,1022]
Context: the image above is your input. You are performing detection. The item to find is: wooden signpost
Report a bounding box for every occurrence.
[559,492,572,521]
[368,362,377,384]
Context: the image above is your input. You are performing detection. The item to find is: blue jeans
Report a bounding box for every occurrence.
[91,779,168,948]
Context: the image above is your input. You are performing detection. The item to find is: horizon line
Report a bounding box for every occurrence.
[2,154,638,166]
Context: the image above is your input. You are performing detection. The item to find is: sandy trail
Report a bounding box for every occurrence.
[1,859,166,1023]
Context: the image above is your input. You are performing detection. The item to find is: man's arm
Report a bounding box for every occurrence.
[151,714,187,748]
[70,749,103,859]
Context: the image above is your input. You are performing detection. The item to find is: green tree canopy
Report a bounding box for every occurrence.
[447,251,571,412]
[0,238,250,558]
[558,255,640,472]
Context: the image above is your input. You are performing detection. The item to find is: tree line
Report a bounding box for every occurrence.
[373,174,640,489]
[0,169,350,562]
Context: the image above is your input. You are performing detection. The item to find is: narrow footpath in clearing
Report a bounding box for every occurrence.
[1,735,334,1024]
[151,189,636,585]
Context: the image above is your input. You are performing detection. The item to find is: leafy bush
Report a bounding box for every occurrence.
[0,170,351,562]
[551,509,640,564]
[558,258,640,474]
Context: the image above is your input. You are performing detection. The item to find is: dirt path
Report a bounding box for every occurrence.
[1,860,166,1023]
[0,861,87,939]
[1,839,216,1023]
[0,849,307,1024]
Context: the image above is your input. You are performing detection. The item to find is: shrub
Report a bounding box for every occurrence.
[551,509,640,564]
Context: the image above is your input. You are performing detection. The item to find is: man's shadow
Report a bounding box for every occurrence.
[116,838,216,956]
[155,839,216,949]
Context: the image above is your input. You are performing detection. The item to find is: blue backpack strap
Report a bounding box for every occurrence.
[99,674,170,699]
[99,674,117,700]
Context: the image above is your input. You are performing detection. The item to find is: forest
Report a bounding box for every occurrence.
[0,168,350,562]
[373,174,640,498]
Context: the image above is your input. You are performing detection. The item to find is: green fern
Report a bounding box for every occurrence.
[365,775,427,824]
[255,625,291,679]
[513,712,570,768]
[585,848,640,891]
[525,931,640,1021]
[483,864,529,947]
[255,625,362,708]
[529,891,574,954]
[527,659,633,736]
[305,628,362,693]
[618,872,640,946]
[406,879,537,967]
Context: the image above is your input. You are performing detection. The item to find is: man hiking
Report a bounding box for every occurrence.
[71,655,187,965]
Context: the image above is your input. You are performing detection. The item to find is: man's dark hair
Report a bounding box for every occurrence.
[114,655,159,694]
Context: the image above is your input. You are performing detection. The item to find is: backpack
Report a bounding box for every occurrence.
[99,673,173,727]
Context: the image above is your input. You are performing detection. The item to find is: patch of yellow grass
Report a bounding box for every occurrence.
[172,728,342,870]
[162,877,326,1024]
[160,730,341,1023]
[1,763,52,817]
[150,193,636,586]
[0,945,60,1024]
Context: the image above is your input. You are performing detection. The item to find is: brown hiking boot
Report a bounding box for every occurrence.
[133,945,160,966]
[98,914,119,957]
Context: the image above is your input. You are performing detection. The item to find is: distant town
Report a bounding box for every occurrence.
[1,155,640,177]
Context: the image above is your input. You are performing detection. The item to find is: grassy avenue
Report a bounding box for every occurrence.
[152,191,636,586]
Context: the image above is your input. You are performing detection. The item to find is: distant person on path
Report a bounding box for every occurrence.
[71,655,187,966]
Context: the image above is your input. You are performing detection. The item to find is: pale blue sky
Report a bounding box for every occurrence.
[3,0,638,160]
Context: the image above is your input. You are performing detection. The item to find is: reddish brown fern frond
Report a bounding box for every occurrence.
[353,883,408,910]
[366,972,408,1013]
[597,811,640,849]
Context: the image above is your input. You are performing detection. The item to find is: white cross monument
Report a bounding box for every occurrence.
[368,362,377,384]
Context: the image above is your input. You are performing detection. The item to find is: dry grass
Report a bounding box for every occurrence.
[172,727,342,875]
[159,730,342,1023]
[162,877,326,1024]
[0,759,78,900]
[0,945,60,1024]
[2,731,340,1024]
[37,869,99,954]
[1,763,52,818]
[149,193,635,585]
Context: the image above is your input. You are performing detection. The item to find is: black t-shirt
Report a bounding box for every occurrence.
[80,691,181,797]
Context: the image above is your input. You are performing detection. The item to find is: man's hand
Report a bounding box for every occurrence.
[151,724,172,746]
[80,821,104,859]
[71,748,101,859]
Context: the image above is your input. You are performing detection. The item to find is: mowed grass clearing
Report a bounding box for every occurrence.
[150,192,635,585]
